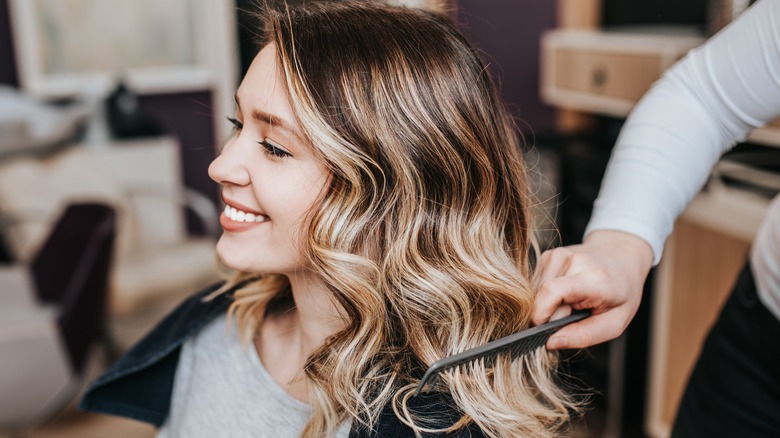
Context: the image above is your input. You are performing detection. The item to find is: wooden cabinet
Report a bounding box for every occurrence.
[541,30,703,117]
[646,187,769,437]
[541,28,780,146]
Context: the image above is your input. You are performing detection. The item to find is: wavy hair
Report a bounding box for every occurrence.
[220,2,577,436]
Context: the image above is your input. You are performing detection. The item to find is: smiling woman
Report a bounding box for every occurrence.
[79,2,578,437]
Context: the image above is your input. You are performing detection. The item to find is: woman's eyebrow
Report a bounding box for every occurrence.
[235,93,305,141]
[251,109,304,140]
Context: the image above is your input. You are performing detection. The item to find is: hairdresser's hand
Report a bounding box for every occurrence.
[533,230,654,350]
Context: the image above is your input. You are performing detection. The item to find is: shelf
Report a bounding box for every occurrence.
[541,29,703,117]
[540,28,780,148]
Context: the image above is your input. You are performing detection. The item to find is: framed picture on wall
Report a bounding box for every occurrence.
[9,0,235,97]
[8,0,238,138]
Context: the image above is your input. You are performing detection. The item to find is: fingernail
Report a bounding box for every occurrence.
[548,336,567,350]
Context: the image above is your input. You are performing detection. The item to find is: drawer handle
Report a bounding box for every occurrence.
[592,67,607,88]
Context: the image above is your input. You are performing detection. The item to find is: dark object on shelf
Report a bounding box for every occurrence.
[716,143,780,198]
[105,81,166,139]
[602,0,708,28]
[541,119,622,247]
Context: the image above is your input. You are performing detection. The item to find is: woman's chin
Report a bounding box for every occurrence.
[215,240,250,272]
[216,246,275,274]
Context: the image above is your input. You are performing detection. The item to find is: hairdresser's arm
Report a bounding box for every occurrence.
[534,0,780,349]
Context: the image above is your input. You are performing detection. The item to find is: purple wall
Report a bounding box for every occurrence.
[456,0,557,136]
[0,0,218,228]
[138,92,219,210]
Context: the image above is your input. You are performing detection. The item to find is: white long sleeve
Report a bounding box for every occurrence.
[585,0,780,264]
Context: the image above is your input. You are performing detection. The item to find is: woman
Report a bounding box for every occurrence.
[81,2,576,436]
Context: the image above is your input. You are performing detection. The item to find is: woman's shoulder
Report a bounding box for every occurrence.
[79,280,238,426]
[117,281,235,360]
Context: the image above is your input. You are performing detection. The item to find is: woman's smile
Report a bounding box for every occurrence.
[219,195,270,232]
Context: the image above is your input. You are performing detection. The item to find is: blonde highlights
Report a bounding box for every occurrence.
[222,2,576,436]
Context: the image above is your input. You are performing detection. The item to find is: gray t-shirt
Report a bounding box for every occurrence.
[157,314,351,437]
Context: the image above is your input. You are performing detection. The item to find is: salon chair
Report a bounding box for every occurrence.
[0,203,116,432]
[0,138,220,348]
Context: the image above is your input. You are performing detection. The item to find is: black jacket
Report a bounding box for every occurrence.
[79,282,486,437]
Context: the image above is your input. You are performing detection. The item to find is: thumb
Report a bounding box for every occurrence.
[546,310,624,350]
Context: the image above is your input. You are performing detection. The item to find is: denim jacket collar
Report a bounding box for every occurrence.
[79,282,233,426]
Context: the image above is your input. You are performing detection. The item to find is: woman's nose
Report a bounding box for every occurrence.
[208,139,250,186]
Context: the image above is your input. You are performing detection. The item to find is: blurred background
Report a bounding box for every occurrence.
[1,0,778,437]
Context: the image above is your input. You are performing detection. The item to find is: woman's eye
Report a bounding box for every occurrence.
[259,140,292,158]
[227,116,243,132]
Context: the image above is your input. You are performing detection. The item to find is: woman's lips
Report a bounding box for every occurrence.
[220,196,270,232]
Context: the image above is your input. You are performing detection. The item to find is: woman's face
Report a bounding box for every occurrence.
[209,44,328,275]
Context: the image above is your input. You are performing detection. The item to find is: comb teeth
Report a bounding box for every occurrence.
[414,310,590,396]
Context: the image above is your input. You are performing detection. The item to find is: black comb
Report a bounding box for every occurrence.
[414,309,590,396]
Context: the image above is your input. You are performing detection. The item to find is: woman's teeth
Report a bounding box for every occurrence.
[224,205,268,223]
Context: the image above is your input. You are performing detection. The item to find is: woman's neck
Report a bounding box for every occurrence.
[287,272,347,349]
[255,271,346,402]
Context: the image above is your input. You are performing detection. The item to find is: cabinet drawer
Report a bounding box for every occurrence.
[552,50,664,101]
[541,30,703,117]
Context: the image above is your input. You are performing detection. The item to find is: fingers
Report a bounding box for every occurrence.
[532,270,606,326]
[549,303,572,321]
[531,286,564,326]
[532,248,576,325]
[534,247,573,287]
[531,232,652,350]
